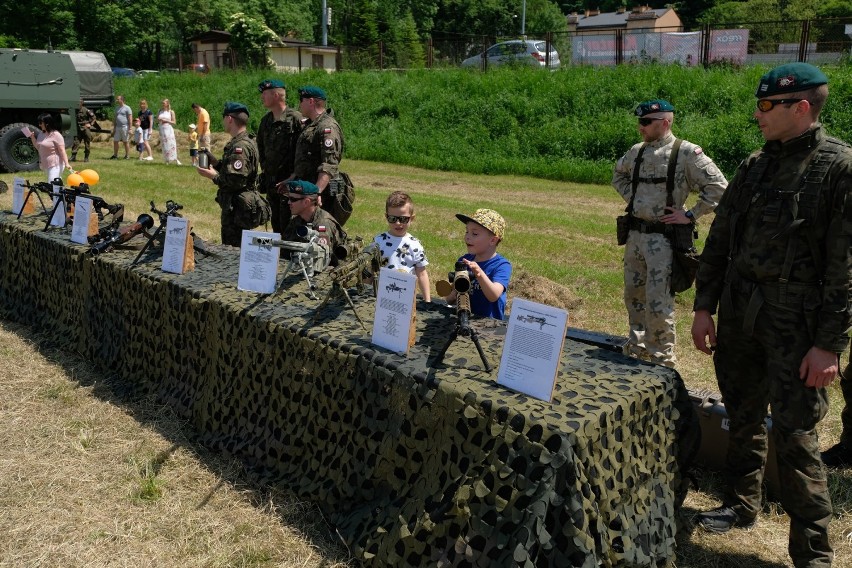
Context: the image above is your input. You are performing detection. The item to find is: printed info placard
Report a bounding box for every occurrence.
[237,230,281,293]
[161,216,190,274]
[371,267,417,354]
[497,297,569,402]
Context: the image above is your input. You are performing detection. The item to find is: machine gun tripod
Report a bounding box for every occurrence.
[313,240,385,331]
[432,262,492,372]
[15,180,52,220]
[251,226,331,300]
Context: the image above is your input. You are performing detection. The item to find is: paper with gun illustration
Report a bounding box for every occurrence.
[162,215,192,274]
[497,297,569,402]
[371,267,417,354]
[237,230,281,293]
[70,196,94,244]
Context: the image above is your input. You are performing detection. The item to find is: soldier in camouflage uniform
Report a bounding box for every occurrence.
[612,99,727,367]
[196,102,267,247]
[70,100,96,162]
[281,180,344,257]
[289,86,345,222]
[256,79,303,235]
[692,63,852,567]
[821,347,852,467]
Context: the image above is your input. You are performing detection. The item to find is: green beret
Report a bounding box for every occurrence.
[286,180,320,197]
[299,86,327,100]
[258,79,285,93]
[635,99,674,117]
[756,63,828,97]
[223,101,249,116]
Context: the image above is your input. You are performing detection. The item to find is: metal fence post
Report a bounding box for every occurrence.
[798,19,811,62]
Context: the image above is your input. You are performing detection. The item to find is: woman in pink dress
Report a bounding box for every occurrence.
[26,113,72,183]
[157,98,181,165]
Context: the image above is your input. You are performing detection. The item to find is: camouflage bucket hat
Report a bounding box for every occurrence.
[456,209,506,240]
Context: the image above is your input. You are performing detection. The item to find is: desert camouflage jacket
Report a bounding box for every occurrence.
[694,125,852,352]
[613,132,728,222]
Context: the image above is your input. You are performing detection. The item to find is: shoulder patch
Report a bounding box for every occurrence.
[233,159,243,170]
[235,147,243,154]
[324,138,334,148]
[694,146,703,155]
[323,128,332,134]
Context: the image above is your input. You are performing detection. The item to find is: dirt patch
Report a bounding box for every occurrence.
[507,269,582,314]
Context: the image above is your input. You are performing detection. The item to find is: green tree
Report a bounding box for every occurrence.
[228,12,277,68]
[259,0,315,41]
[387,10,426,67]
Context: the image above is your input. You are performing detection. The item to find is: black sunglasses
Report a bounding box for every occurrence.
[288,195,307,203]
[756,98,804,112]
[386,215,411,224]
[638,117,665,126]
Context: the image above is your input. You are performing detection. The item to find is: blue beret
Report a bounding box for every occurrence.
[756,63,828,97]
[258,79,285,93]
[298,86,327,100]
[286,180,320,197]
[635,99,674,117]
[223,101,249,116]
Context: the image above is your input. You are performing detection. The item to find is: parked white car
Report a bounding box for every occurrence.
[462,40,560,70]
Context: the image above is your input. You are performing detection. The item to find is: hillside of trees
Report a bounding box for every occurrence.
[1,0,849,69]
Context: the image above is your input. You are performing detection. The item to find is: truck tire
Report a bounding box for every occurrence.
[0,122,40,173]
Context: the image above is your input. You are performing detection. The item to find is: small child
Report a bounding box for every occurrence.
[373,191,431,302]
[188,123,199,166]
[444,208,512,320]
[133,118,145,160]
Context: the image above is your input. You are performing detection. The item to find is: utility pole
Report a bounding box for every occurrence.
[521,0,526,37]
[322,0,328,46]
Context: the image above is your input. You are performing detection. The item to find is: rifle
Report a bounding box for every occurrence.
[314,241,387,331]
[250,225,331,299]
[89,213,155,255]
[130,200,216,265]
[15,180,53,219]
[432,261,491,372]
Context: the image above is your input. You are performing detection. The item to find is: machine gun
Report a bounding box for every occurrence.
[313,241,387,331]
[250,225,331,299]
[15,180,53,219]
[129,200,215,265]
[89,213,155,256]
[432,261,492,372]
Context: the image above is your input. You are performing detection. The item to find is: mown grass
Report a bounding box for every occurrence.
[116,64,852,185]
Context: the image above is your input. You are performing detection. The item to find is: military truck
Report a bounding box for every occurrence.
[0,49,80,172]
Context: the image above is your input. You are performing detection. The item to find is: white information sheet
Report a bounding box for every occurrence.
[70,197,92,244]
[49,180,65,227]
[497,297,569,402]
[161,216,190,274]
[11,177,25,214]
[371,268,417,353]
[237,230,281,293]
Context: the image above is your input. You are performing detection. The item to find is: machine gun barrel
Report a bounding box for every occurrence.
[89,214,154,255]
[250,236,312,254]
[328,242,383,283]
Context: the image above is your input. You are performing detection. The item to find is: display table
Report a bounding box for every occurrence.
[0,213,696,567]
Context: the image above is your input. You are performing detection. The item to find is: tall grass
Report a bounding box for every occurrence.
[117,63,852,185]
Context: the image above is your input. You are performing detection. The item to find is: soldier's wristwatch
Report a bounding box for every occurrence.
[685,210,694,220]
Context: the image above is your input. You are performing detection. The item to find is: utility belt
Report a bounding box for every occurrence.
[722,267,822,335]
[628,217,667,235]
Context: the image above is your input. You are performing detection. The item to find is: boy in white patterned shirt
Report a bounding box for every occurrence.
[373,191,431,302]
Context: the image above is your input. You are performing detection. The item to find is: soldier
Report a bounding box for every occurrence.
[195,102,268,247]
[821,349,852,468]
[288,85,345,222]
[256,79,302,235]
[691,63,851,567]
[612,99,727,367]
[281,180,344,255]
[70,99,95,162]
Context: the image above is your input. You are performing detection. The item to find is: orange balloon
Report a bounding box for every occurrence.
[66,172,84,188]
[78,168,100,186]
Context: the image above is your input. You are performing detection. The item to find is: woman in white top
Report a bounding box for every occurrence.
[26,113,72,183]
[157,98,181,164]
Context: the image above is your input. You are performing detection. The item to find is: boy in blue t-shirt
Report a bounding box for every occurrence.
[443,208,512,320]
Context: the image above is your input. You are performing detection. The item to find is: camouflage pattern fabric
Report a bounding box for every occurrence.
[257,107,303,234]
[292,110,343,184]
[283,207,345,254]
[695,125,852,568]
[0,213,697,567]
[613,132,727,366]
[214,130,260,247]
[71,105,96,156]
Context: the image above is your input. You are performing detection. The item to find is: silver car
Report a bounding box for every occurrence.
[461,40,560,70]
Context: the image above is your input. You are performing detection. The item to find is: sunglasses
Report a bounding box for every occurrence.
[756,98,804,112]
[638,117,665,126]
[386,215,412,224]
[288,195,307,203]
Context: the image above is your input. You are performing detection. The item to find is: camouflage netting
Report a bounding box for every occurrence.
[0,213,696,567]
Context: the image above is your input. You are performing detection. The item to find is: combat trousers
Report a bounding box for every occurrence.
[623,230,675,366]
[841,349,852,445]
[267,188,291,236]
[71,133,91,158]
[715,284,832,568]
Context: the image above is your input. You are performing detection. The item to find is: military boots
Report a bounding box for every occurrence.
[70,152,77,162]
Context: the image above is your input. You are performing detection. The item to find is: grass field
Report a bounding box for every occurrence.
[0,141,850,566]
